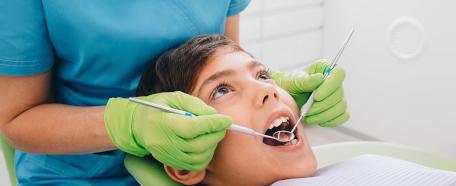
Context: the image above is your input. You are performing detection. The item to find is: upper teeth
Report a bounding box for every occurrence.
[268,116,289,129]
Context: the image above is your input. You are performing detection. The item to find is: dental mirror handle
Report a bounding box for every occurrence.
[129,97,194,116]
[129,97,270,138]
[290,90,315,133]
[227,124,277,139]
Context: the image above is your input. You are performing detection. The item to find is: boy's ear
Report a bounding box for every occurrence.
[164,164,206,185]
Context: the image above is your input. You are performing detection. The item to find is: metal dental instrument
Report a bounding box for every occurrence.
[128,97,282,141]
[273,29,355,142]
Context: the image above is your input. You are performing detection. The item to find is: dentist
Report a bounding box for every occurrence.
[0,0,348,185]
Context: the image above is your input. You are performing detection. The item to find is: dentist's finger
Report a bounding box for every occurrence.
[172,130,226,153]
[307,85,344,116]
[172,145,217,167]
[169,113,233,139]
[286,73,324,94]
[314,65,346,101]
[191,150,216,171]
[303,59,332,75]
[318,109,350,127]
[304,97,347,125]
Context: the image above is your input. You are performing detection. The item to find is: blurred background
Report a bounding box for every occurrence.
[239,0,456,159]
[1,0,455,184]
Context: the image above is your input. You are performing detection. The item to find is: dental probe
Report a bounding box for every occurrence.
[273,29,355,142]
[128,97,281,141]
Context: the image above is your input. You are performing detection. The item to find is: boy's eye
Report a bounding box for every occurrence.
[212,86,231,100]
[258,72,271,82]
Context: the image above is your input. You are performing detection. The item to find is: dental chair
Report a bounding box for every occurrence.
[312,141,456,170]
[124,141,456,186]
[2,135,456,186]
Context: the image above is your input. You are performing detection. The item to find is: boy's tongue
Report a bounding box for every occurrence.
[263,137,286,146]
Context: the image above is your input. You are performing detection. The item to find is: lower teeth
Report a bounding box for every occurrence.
[284,139,298,146]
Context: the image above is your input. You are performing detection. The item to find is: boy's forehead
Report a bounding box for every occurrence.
[204,53,264,79]
[209,52,264,71]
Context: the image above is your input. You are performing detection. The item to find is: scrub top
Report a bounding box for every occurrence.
[0,0,250,185]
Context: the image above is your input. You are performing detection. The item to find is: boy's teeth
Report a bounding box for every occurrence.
[291,139,298,145]
[284,139,298,146]
[268,117,290,129]
[273,118,282,127]
[268,118,281,129]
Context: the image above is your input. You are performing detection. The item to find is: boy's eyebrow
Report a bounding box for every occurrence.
[197,60,265,96]
[197,69,235,96]
[249,60,265,70]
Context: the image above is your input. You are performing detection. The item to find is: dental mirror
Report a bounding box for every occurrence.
[272,131,295,142]
[272,29,354,142]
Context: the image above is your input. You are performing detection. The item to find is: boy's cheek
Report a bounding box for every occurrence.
[277,87,300,114]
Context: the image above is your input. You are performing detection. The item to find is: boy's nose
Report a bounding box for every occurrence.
[254,83,280,109]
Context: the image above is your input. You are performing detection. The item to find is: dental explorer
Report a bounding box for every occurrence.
[128,97,281,141]
[273,29,355,142]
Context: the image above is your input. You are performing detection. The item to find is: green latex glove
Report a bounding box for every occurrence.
[104,91,233,171]
[270,59,350,127]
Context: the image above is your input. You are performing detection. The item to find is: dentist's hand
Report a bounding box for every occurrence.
[270,59,349,127]
[104,91,232,171]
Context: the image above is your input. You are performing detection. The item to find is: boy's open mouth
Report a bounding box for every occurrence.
[263,116,299,146]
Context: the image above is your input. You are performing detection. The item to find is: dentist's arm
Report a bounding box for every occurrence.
[0,69,117,155]
[0,69,233,171]
[224,14,240,44]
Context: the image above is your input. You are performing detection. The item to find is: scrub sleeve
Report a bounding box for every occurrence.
[0,0,250,185]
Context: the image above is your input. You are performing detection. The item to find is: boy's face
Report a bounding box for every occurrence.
[191,51,317,185]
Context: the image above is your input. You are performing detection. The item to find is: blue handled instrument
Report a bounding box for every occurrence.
[273,29,355,142]
[128,97,287,141]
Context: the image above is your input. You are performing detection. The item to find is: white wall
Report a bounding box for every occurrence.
[240,0,325,72]
[323,0,456,158]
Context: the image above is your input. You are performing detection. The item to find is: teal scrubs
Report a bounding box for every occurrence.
[0,0,250,185]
